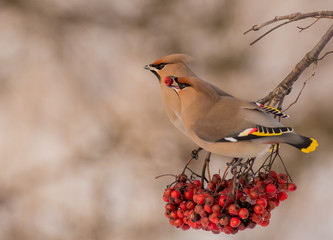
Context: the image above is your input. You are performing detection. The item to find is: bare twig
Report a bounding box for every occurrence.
[259,24,333,107]
[244,11,333,34]
[297,18,320,32]
[155,173,176,179]
[283,63,317,112]
[317,50,333,60]
[249,21,291,45]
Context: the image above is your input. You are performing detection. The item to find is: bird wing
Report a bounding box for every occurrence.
[192,97,289,143]
[216,125,294,143]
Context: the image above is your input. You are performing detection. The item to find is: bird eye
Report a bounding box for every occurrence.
[155,63,166,70]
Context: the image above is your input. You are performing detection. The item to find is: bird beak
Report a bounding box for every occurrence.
[144,64,153,70]
[145,64,161,81]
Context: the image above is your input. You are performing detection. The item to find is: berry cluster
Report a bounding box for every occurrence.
[163,171,297,234]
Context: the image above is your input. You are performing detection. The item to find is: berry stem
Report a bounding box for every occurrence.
[222,158,236,180]
[155,173,177,179]
[201,152,211,188]
[181,147,202,175]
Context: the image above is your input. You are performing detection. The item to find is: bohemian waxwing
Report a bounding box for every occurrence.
[164,75,318,158]
[144,54,231,134]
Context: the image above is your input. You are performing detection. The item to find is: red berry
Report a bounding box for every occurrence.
[254,176,261,184]
[261,209,269,218]
[179,202,187,210]
[265,178,274,185]
[171,190,181,199]
[218,195,227,207]
[277,173,288,184]
[259,219,270,227]
[230,217,241,228]
[204,205,212,214]
[207,181,216,190]
[269,170,278,179]
[204,195,214,206]
[163,188,172,202]
[190,211,200,222]
[174,198,183,204]
[184,189,194,200]
[223,225,233,234]
[256,198,267,208]
[184,210,191,219]
[177,209,185,219]
[186,201,195,210]
[228,203,240,216]
[186,182,196,190]
[169,211,178,220]
[194,204,204,214]
[251,213,262,223]
[164,209,171,218]
[249,188,260,199]
[247,221,257,229]
[169,218,175,226]
[238,222,246,231]
[165,203,176,211]
[256,180,265,188]
[212,174,221,184]
[220,179,228,188]
[164,76,174,86]
[254,204,264,214]
[209,212,220,224]
[219,214,230,226]
[194,193,206,205]
[266,184,277,194]
[288,182,297,191]
[264,211,271,221]
[174,218,184,227]
[208,222,218,231]
[282,183,289,191]
[277,191,288,201]
[181,224,190,231]
[194,180,201,187]
[176,174,187,183]
[201,217,210,227]
[212,204,221,213]
[238,208,249,219]
[175,181,185,189]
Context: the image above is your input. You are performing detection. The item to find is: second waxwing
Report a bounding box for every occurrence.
[164,75,318,158]
[144,54,231,135]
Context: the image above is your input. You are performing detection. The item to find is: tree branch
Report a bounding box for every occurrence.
[258,24,333,107]
[244,11,333,45]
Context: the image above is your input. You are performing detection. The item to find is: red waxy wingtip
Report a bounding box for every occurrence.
[249,128,258,135]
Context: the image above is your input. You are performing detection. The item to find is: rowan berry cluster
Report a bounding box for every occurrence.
[163,171,296,234]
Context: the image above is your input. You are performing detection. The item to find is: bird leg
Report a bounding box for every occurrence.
[201,152,212,189]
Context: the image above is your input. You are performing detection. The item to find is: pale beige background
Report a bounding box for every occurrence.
[0,1,332,240]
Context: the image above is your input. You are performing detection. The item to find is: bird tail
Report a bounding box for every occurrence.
[287,136,318,153]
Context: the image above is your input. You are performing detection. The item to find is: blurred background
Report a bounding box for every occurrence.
[0,0,332,239]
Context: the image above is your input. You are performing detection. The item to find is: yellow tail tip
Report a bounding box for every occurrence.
[301,138,318,153]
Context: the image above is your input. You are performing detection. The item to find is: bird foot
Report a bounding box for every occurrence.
[191,147,202,160]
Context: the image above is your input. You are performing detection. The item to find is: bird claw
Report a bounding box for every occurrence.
[191,147,202,159]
